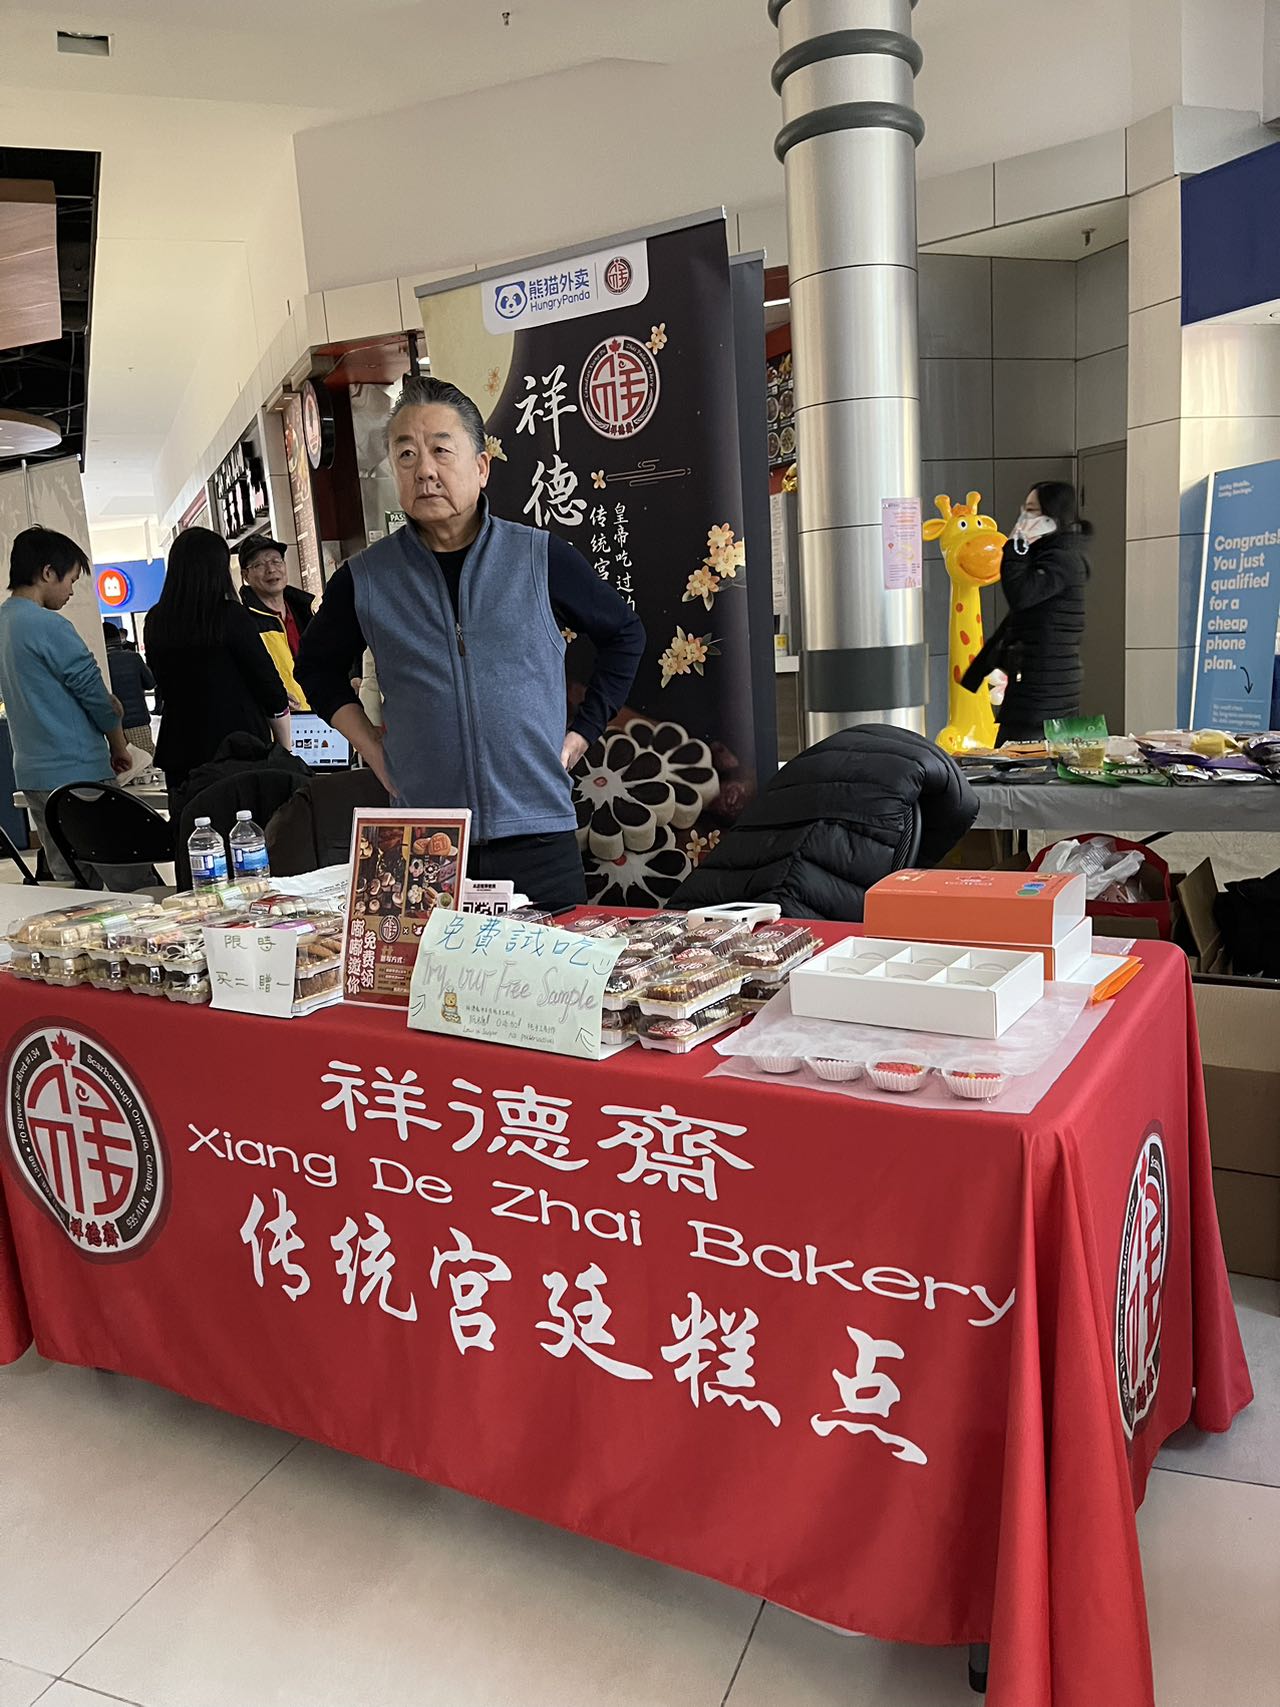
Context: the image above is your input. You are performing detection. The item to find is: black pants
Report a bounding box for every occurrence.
[469,830,587,911]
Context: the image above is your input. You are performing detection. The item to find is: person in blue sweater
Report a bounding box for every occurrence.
[0,527,138,887]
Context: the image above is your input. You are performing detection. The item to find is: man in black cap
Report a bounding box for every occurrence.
[238,534,313,709]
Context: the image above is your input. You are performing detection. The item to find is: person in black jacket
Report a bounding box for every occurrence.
[145,528,291,792]
[989,481,1091,743]
[237,535,314,710]
[103,621,156,754]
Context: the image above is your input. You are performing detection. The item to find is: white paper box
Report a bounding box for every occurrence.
[789,937,1045,1039]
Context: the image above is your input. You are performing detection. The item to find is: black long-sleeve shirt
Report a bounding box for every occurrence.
[297,531,645,746]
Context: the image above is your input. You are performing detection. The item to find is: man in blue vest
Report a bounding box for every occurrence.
[297,375,645,908]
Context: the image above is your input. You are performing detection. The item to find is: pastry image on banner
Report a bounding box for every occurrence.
[419,216,757,898]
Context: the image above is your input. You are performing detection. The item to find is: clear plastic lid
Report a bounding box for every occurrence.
[638,995,740,1045]
[606,952,678,998]
[637,957,742,1015]
[561,913,628,937]
[677,916,752,951]
[733,922,821,971]
[9,896,156,950]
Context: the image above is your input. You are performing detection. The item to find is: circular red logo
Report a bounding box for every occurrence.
[97,569,131,608]
[1115,1126,1168,1438]
[579,337,660,440]
[603,255,633,295]
[6,1026,166,1258]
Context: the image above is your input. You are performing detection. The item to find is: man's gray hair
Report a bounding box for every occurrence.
[388,374,487,455]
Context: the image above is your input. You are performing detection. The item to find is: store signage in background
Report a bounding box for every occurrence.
[419,215,759,907]
[342,808,472,1010]
[1191,458,1280,731]
[211,434,270,542]
[282,393,324,597]
[480,241,649,335]
[408,909,625,1060]
[881,498,923,591]
[94,558,167,615]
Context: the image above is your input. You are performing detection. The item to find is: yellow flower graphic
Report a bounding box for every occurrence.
[647,323,668,353]
[485,366,502,397]
[707,536,746,580]
[683,565,721,611]
[591,470,606,489]
[485,434,507,462]
[707,523,735,556]
[560,626,578,645]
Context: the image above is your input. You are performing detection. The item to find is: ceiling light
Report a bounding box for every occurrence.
[57,30,112,55]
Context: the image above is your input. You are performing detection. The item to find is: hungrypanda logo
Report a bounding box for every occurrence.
[494,281,527,320]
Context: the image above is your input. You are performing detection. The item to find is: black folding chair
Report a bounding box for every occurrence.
[42,782,175,889]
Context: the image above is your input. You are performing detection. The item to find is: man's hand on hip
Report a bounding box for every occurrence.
[560,732,589,772]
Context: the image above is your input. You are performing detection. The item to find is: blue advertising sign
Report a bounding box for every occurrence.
[1190,460,1280,733]
[94,558,166,616]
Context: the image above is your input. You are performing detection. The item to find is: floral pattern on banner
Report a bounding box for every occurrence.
[572,718,718,862]
[584,823,689,908]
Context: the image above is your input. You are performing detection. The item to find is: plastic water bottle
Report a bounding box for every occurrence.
[229,810,270,880]
[188,817,228,890]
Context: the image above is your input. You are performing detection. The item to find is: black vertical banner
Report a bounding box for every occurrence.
[420,215,761,906]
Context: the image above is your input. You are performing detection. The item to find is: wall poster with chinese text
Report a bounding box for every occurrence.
[343,808,471,1009]
[419,215,760,907]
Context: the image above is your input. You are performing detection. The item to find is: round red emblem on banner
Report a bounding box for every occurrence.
[603,255,633,295]
[579,337,660,441]
[6,1026,166,1258]
[1115,1126,1167,1438]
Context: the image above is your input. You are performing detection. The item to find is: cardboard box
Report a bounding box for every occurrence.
[864,869,1085,947]
[1183,859,1280,1280]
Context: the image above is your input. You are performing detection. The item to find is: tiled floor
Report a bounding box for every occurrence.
[0,1280,1275,1707]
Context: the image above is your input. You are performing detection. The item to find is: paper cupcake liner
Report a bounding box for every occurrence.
[755,1055,803,1075]
[942,1070,1008,1101]
[808,1059,865,1082]
[868,1062,930,1094]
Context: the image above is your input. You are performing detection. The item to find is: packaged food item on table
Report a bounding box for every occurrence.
[245,912,345,1011]
[622,915,685,953]
[127,918,209,997]
[636,956,744,1019]
[941,1068,1008,1100]
[164,966,212,1005]
[561,913,630,938]
[733,922,820,980]
[868,1059,930,1094]
[7,897,159,985]
[637,996,742,1054]
[601,1005,637,1040]
[85,947,133,991]
[603,953,678,1009]
[676,915,752,954]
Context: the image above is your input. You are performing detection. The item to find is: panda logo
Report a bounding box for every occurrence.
[494,280,527,320]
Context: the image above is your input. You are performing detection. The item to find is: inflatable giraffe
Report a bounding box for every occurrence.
[922,492,1007,753]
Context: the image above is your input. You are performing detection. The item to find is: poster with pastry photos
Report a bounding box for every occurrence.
[343,808,472,1009]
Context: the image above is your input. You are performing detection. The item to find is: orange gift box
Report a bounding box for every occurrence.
[864,869,1087,948]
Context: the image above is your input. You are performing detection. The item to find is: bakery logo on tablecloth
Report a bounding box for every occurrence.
[5,1026,166,1258]
[1115,1126,1167,1438]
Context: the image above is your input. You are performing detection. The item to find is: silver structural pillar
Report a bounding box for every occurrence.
[770,0,926,740]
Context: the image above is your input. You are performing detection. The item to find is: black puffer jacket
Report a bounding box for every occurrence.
[669,726,977,921]
[984,528,1091,736]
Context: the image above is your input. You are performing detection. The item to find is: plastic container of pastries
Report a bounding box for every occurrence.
[164,965,212,1005]
[676,915,752,953]
[600,1004,638,1040]
[246,913,345,1006]
[27,947,94,987]
[732,922,821,981]
[636,996,742,1053]
[622,915,686,953]
[9,896,156,952]
[561,913,629,938]
[603,952,680,1009]
[161,878,272,916]
[636,956,744,1019]
[85,946,134,991]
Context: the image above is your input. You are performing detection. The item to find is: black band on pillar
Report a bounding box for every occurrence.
[771,29,924,94]
[774,100,926,162]
[802,644,928,714]
[770,0,917,19]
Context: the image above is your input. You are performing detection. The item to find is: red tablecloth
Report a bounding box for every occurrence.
[0,934,1251,1707]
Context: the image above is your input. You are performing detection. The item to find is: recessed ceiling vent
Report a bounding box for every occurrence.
[57,31,112,56]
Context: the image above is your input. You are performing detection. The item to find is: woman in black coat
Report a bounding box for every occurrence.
[146,528,291,790]
[989,481,1091,743]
